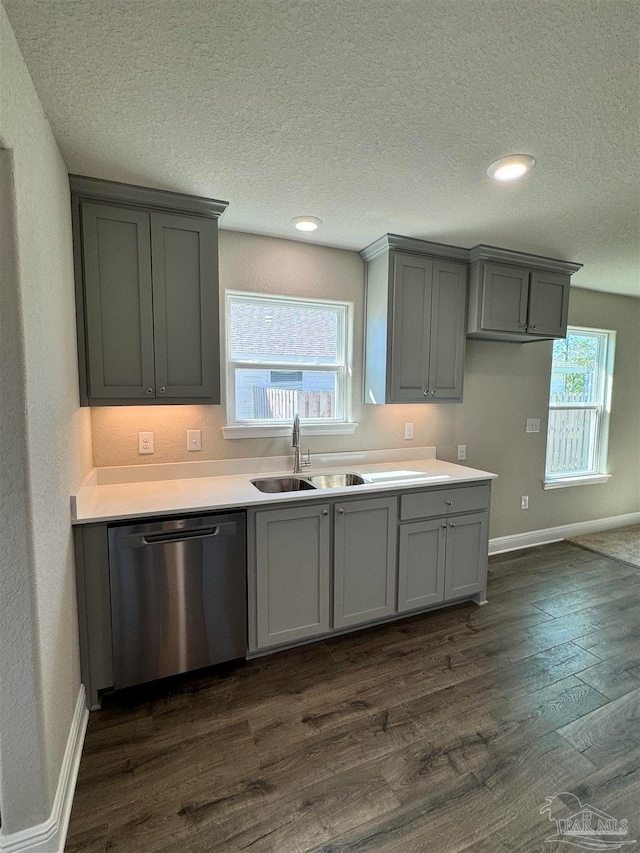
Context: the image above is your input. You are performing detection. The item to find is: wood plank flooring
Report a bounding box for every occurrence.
[65,542,640,852]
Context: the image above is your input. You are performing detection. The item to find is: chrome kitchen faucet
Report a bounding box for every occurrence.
[291,413,311,474]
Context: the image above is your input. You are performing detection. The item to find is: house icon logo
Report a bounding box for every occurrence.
[541,793,636,849]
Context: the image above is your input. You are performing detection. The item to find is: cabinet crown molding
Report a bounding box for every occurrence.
[69,174,229,220]
[469,244,582,275]
[360,233,470,263]
[360,234,582,278]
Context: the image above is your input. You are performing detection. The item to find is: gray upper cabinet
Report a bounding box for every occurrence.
[81,203,156,400]
[333,496,398,629]
[71,175,228,405]
[467,246,581,343]
[389,253,433,402]
[150,213,219,399]
[475,262,530,334]
[527,270,571,338]
[361,235,468,404]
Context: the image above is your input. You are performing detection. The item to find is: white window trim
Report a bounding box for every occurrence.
[544,326,616,488]
[222,422,359,440]
[224,290,355,437]
[543,473,612,490]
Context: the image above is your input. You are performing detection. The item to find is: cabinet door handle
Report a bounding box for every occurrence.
[445,500,453,506]
[529,325,537,331]
[338,508,344,514]
[322,509,329,516]
[448,522,456,528]
[145,387,153,395]
[158,386,166,394]
[430,389,437,396]
[441,522,447,528]
[423,389,429,397]
[518,323,526,329]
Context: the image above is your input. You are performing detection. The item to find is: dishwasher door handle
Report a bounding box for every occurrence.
[119,522,237,549]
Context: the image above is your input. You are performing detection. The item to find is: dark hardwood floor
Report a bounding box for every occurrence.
[65,542,640,852]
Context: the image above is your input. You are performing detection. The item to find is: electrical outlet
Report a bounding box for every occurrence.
[526,418,541,433]
[457,444,467,461]
[404,423,415,440]
[138,431,154,454]
[187,429,202,451]
[521,495,529,510]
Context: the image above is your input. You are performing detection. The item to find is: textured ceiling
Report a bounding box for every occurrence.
[4,0,639,296]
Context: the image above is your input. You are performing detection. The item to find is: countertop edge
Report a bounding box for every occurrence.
[72,459,498,525]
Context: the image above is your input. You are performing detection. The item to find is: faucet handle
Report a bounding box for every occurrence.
[301,449,312,468]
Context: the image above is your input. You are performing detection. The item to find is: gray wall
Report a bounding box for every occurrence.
[0,3,92,835]
[91,230,640,538]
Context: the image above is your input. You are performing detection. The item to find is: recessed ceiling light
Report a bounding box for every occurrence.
[487,154,535,182]
[292,216,322,232]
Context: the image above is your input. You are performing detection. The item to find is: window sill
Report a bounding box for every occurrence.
[223,422,359,440]
[543,474,612,490]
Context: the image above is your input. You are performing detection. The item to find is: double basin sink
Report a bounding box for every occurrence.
[252,473,366,493]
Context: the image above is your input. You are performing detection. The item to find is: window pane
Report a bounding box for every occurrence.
[229,299,339,363]
[235,368,338,420]
[546,408,599,476]
[550,333,602,405]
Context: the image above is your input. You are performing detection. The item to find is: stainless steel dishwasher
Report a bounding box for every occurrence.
[108,512,246,690]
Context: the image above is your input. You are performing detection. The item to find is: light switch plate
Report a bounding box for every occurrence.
[138,431,154,454]
[404,423,415,440]
[187,429,202,451]
[526,418,541,433]
[457,444,467,461]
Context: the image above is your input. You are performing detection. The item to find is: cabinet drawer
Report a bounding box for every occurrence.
[400,484,490,520]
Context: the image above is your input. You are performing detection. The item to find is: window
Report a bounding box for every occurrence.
[544,326,616,488]
[225,291,353,436]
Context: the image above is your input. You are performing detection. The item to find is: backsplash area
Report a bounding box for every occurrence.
[88,233,640,541]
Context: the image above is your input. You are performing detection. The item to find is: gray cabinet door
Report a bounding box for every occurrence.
[82,203,156,399]
[428,260,467,400]
[389,254,433,402]
[333,497,398,629]
[480,263,529,333]
[443,511,489,600]
[255,504,331,649]
[398,519,446,612]
[151,213,220,400]
[527,271,570,338]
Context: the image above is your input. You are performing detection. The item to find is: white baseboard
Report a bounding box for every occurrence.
[0,685,88,853]
[489,511,640,555]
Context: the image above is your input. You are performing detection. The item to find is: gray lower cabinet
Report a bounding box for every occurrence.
[443,511,489,599]
[333,496,398,629]
[248,485,491,654]
[397,518,446,612]
[398,511,489,612]
[71,175,228,405]
[361,235,468,404]
[467,246,581,342]
[75,481,492,705]
[73,523,114,709]
[252,503,331,649]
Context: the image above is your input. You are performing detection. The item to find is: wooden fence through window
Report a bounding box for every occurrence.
[253,388,335,419]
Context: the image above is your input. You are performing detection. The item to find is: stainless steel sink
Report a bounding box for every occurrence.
[251,477,318,493]
[307,473,366,488]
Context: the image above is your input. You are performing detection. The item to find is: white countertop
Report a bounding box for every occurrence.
[71,447,497,524]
